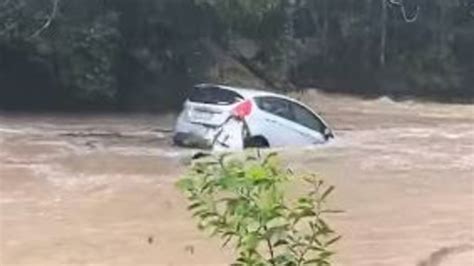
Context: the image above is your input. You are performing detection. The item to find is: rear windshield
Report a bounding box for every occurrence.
[189,86,243,105]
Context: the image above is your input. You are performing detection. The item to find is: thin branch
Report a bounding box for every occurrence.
[30,0,60,38]
[387,0,419,23]
[0,23,16,37]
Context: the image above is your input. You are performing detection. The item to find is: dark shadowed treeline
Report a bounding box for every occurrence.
[1,0,473,111]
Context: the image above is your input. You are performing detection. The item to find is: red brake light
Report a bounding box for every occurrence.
[232,100,252,120]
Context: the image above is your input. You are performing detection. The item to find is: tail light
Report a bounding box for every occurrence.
[232,100,253,120]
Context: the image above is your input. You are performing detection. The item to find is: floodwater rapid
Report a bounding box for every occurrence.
[1,91,473,266]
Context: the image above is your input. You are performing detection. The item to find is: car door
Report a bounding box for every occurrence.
[286,100,327,145]
[252,96,314,146]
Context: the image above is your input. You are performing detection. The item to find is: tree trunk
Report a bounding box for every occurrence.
[380,0,387,67]
[438,1,447,61]
[364,0,372,69]
[322,0,329,65]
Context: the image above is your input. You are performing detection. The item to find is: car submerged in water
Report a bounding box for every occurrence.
[173,84,334,150]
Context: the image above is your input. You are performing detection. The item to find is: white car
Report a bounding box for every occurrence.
[173,84,334,150]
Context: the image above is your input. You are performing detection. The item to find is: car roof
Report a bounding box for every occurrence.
[195,83,289,100]
[193,84,331,130]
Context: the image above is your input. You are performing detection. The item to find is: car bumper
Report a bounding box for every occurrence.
[173,132,213,149]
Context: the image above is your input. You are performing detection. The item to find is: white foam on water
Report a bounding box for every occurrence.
[375,96,397,105]
[0,127,26,134]
[104,145,193,158]
[28,163,118,189]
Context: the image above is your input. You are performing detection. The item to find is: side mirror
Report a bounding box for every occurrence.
[324,128,334,140]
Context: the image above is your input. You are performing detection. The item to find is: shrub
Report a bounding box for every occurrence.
[177,152,341,266]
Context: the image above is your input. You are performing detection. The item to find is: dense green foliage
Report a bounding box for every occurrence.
[177,152,341,265]
[1,0,473,110]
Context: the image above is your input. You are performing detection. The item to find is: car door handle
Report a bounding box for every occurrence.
[265,118,277,123]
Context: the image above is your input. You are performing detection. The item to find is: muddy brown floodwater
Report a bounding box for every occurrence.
[1,91,473,266]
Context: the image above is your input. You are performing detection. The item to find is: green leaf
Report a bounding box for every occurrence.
[308,245,325,252]
[176,178,193,191]
[304,259,322,265]
[325,235,342,247]
[321,186,335,201]
[187,202,202,211]
[221,231,237,247]
[297,197,313,205]
[248,165,270,181]
[313,236,323,247]
[192,209,206,218]
[272,254,298,265]
[273,239,289,247]
[303,176,316,184]
[263,152,278,164]
[200,180,214,193]
[321,209,345,214]
[320,251,335,259]
[199,211,219,220]
[245,155,259,161]
[317,219,334,234]
[241,233,260,250]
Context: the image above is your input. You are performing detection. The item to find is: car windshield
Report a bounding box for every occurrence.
[189,87,243,105]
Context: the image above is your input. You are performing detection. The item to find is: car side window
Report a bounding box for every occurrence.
[256,96,325,133]
[289,102,325,133]
[255,97,293,121]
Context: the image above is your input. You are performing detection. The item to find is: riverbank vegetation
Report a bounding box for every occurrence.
[1,0,473,110]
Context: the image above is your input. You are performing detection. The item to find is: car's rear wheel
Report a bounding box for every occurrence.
[244,136,270,149]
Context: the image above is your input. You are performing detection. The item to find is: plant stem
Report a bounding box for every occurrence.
[264,226,276,266]
[267,238,276,266]
[297,233,317,265]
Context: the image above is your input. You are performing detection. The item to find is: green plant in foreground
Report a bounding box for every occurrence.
[177,152,341,266]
